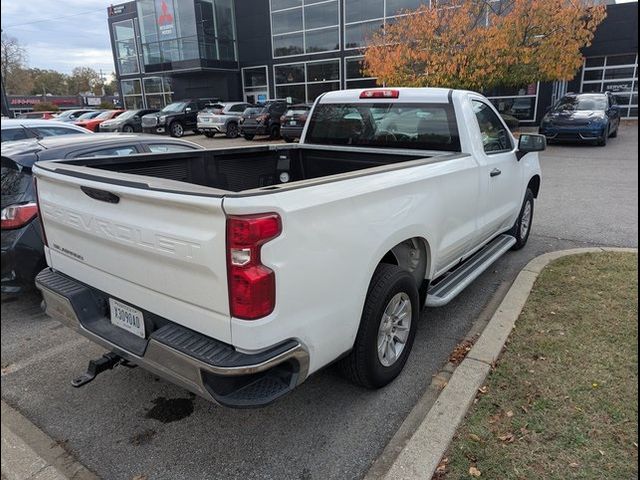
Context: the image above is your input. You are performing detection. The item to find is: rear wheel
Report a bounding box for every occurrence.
[609,126,618,138]
[204,132,215,138]
[509,188,534,250]
[243,133,255,140]
[225,123,239,138]
[122,124,134,133]
[340,264,419,389]
[169,121,184,138]
[283,136,295,143]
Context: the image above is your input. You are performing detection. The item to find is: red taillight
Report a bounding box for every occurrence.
[359,89,400,99]
[0,203,38,230]
[227,214,281,320]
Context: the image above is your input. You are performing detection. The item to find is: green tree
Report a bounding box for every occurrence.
[29,68,69,95]
[68,66,101,95]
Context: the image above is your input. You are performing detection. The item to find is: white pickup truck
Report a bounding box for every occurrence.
[33,88,544,408]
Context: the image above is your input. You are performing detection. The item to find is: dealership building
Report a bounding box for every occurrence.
[106,0,638,123]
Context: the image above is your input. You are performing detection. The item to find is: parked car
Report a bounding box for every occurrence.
[539,92,620,146]
[1,119,92,143]
[197,102,252,138]
[239,99,289,140]
[142,99,220,137]
[33,87,544,408]
[74,110,125,132]
[1,134,203,294]
[98,109,159,133]
[17,111,57,120]
[280,104,312,143]
[52,109,99,123]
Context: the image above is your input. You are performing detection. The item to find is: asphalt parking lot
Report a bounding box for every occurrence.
[1,123,637,480]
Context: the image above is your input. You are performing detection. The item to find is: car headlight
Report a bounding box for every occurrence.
[158,116,167,124]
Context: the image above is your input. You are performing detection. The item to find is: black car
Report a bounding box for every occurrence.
[239,100,289,140]
[279,104,312,143]
[141,98,220,138]
[1,134,203,294]
[539,92,621,146]
[98,109,159,133]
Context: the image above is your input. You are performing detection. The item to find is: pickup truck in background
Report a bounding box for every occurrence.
[33,88,545,408]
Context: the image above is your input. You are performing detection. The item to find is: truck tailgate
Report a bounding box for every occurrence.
[34,167,231,343]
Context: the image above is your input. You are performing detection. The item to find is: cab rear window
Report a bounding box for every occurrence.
[305,102,461,152]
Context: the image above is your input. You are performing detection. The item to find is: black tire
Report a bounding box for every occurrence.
[122,124,134,133]
[269,125,280,140]
[243,133,255,140]
[169,121,184,138]
[597,126,608,146]
[225,122,239,139]
[509,188,534,250]
[283,136,295,143]
[610,127,618,138]
[204,132,215,138]
[340,264,419,389]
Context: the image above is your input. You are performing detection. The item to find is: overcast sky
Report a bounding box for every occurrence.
[1,0,116,77]
[1,0,638,78]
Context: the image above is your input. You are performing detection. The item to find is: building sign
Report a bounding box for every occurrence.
[108,4,127,16]
[9,96,78,106]
[156,0,176,39]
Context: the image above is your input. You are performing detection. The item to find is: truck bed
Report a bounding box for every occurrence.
[36,144,450,195]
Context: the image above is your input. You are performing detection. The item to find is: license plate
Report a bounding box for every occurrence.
[109,299,145,338]
[289,120,297,125]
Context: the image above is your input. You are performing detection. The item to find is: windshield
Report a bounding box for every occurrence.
[95,111,115,120]
[305,103,461,152]
[115,110,137,120]
[553,96,607,112]
[161,102,187,113]
[244,107,266,115]
[76,111,101,120]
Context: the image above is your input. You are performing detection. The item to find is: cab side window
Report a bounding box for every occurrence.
[472,100,512,153]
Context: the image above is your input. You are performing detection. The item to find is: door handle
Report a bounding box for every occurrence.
[490,168,502,177]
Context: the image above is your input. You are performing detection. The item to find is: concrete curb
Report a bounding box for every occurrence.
[1,401,98,480]
[383,247,638,480]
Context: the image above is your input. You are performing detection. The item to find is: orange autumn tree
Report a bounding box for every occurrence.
[362,0,606,91]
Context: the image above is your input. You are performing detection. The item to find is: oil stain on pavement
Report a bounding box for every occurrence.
[145,397,194,423]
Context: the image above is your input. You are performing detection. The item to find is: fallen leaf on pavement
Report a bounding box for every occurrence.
[498,433,515,443]
[469,466,482,477]
[478,386,488,394]
[506,410,514,418]
[449,340,474,365]
[435,457,448,473]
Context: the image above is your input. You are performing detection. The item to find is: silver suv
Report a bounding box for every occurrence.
[197,102,251,139]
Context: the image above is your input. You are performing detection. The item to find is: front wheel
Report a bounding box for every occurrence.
[169,121,184,138]
[340,264,419,389]
[122,124,134,133]
[225,123,239,139]
[509,188,534,250]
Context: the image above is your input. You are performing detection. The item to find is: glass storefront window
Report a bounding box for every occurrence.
[243,67,268,88]
[273,59,340,103]
[345,0,384,23]
[345,21,382,49]
[345,56,378,89]
[138,0,237,66]
[273,33,304,57]
[386,0,424,16]
[275,64,305,84]
[581,54,638,118]
[271,0,339,57]
[113,19,139,75]
[304,2,338,30]
[485,83,539,122]
[305,28,339,53]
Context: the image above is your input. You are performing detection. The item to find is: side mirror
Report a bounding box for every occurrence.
[516,133,546,160]
[185,107,192,113]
